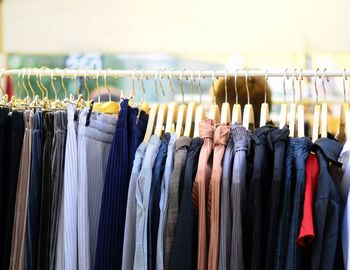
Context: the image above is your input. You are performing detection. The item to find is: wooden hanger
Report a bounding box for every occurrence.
[165,71,178,133]
[242,70,255,130]
[279,69,288,129]
[312,69,321,142]
[154,70,168,138]
[220,71,231,124]
[175,70,187,137]
[143,72,160,143]
[193,71,206,138]
[232,69,242,124]
[336,69,350,143]
[259,70,270,127]
[320,68,328,138]
[288,69,297,137]
[184,72,197,137]
[297,69,305,138]
[208,70,220,122]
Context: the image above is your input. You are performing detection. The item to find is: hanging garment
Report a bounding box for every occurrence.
[49,110,67,270]
[26,111,42,270]
[297,153,320,248]
[62,103,79,270]
[10,110,34,270]
[169,137,203,270]
[263,127,289,270]
[311,138,343,270]
[2,111,25,270]
[208,124,230,270]
[192,119,216,270]
[156,133,177,270]
[122,142,147,270]
[341,139,350,270]
[148,132,171,270]
[230,125,250,270]
[95,100,148,270]
[133,134,161,270]
[38,112,54,270]
[219,132,234,270]
[164,136,191,270]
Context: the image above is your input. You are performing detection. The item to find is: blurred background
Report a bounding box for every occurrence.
[0,0,350,122]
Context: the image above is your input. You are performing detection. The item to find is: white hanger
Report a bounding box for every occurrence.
[279,69,288,129]
[183,71,197,137]
[336,69,350,142]
[297,68,305,138]
[312,68,321,143]
[259,70,270,127]
[289,69,297,137]
[175,70,187,137]
[320,68,329,138]
[193,70,206,138]
[154,69,168,138]
[164,71,178,133]
[242,69,255,130]
[232,69,242,124]
[220,70,231,124]
[208,69,220,122]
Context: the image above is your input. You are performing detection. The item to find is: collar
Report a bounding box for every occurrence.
[312,137,343,167]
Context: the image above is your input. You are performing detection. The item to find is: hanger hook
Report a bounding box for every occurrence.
[264,69,268,103]
[27,68,36,99]
[224,70,228,103]
[34,68,45,99]
[179,69,184,104]
[298,68,303,104]
[292,68,297,103]
[16,69,23,99]
[96,70,101,103]
[158,69,166,103]
[73,69,81,97]
[211,68,217,105]
[39,67,49,98]
[168,70,175,95]
[83,70,90,100]
[138,69,146,103]
[154,70,159,101]
[50,69,58,100]
[61,69,68,99]
[198,69,203,104]
[189,70,195,102]
[104,69,112,102]
[343,68,347,103]
[245,69,251,104]
[314,68,320,103]
[283,68,288,103]
[22,68,30,98]
[321,68,328,102]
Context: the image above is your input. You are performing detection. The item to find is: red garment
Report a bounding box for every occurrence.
[297,153,320,248]
[5,76,14,99]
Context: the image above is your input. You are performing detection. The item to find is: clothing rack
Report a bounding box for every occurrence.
[1,68,350,79]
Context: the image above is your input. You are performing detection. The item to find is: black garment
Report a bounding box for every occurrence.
[147,132,170,270]
[310,138,343,270]
[264,126,290,270]
[1,111,25,270]
[169,137,204,270]
[245,125,274,270]
[38,112,54,270]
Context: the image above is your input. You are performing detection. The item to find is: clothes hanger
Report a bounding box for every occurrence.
[297,68,305,138]
[288,68,297,137]
[336,69,350,143]
[242,69,255,130]
[183,71,197,137]
[220,70,231,124]
[208,69,220,122]
[83,70,91,102]
[259,69,270,127]
[33,67,48,110]
[0,69,9,107]
[312,68,321,143]
[193,70,206,137]
[60,69,70,103]
[175,69,187,137]
[279,68,288,129]
[73,69,87,110]
[164,70,178,133]
[50,68,64,110]
[10,69,24,110]
[138,69,150,114]
[320,68,329,138]
[143,71,159,143]
[231,69,242,124]
[38,67,52,110]
[154,69,168,138]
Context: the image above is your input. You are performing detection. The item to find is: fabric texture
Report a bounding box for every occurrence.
[169,137,203,270]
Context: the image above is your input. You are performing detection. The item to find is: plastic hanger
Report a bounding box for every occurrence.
[208,69,220,122]
[143,71,159,143]
[183,71,197,137]
[138,69,150,114]
[288,69,297,137]
[279,69,288,129]
[175,70,187,137]
[220,70,231,124]
[242,69,255,130]
[193,70,206,137]
[259,70,270,127]
[232,69,242,124]
[312,68,321,142]
[297,69,305,138]
[154,69,168,138]
[165,70,178,133]
[320,68,329,138]
[336,69,350,143]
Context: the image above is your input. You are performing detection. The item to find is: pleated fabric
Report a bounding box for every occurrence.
[95,99,148,270]
[10,110,34,270]
[77,109,117,269]
[26,111,42,270]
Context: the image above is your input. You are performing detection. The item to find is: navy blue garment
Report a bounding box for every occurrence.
[147,132,171,270]
[1,111,25,270]
[95,99,148,270]
[26,111,43,270]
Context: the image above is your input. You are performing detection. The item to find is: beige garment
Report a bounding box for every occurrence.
[192,119,216,270]
[208,124,230,270]
[10,110,34,270]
